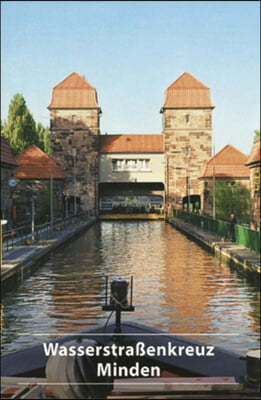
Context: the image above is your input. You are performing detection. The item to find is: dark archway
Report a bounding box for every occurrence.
[182,195,201,212]
[99,182,164,214]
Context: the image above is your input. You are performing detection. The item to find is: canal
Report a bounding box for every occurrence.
[1,221,260,356]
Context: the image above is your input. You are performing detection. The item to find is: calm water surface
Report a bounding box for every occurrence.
[1,221,260,355]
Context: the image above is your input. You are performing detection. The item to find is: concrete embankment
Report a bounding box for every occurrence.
[168,217,260,275]
[1,217,97,292]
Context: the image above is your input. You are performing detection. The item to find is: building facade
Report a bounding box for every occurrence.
[48,72,214,215]
[99,134,165,212]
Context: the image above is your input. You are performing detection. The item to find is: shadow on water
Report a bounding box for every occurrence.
[1,221,260,355]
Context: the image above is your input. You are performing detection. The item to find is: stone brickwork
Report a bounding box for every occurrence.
[249,165,260,230]
[50,110,100,214]
[163,108,212,207]
[50,109,100,133]
[48,73,101,215]
[246,138,260,230]
[161,73,214,209]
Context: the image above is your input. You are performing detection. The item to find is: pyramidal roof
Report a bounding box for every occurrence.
[201,145,250,178]
[53,72,95,90]
[162,72,213,109]
[48,72,100,109]
[14,145,62,179]
[167,72,209,90]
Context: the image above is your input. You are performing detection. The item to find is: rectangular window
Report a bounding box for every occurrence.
[112,159,151,172]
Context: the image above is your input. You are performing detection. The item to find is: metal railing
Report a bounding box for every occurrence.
[173,209,260,253]
[2,212,89,252]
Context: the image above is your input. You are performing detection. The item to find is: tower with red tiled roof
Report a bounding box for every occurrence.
[48,72,101,214]
[161,72,214,209]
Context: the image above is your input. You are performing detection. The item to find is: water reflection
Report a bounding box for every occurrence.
[1,221,260,355]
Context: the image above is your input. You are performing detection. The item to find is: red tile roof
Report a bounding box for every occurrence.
[14,145,63,179]
[246,138,260,166]
[201,145,250,178]
[1,137,17,167]
[100,134,163,153]
[162,72,213,109]
[48,72,99,109]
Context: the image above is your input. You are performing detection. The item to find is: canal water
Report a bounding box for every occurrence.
[1,221,260,355]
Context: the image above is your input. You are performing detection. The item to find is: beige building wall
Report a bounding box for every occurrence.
[99,153,165,183]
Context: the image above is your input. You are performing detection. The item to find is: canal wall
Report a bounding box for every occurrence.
[1,217,97,292]
[99,213,164,220]
[168,217,260,275]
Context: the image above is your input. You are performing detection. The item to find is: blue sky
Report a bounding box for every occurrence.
[1,1,260,154]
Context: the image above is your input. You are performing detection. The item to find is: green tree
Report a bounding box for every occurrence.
[2,94,38,154]
[210,181,250,223]
[36,123,50,154]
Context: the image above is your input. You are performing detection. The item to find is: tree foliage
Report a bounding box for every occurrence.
[254,130,260,140]
[1,93,50,155]
[36,122,50,155]
[2,94,37,154]
[210,181,250,223]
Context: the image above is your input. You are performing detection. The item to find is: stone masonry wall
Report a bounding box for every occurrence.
[50,109,100,214]
[249,165,260,229]
[50,109,100,133]
[163,108,212,208]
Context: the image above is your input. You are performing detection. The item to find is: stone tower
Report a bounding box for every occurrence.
[48,72,101,214]
[161,72,214,209]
